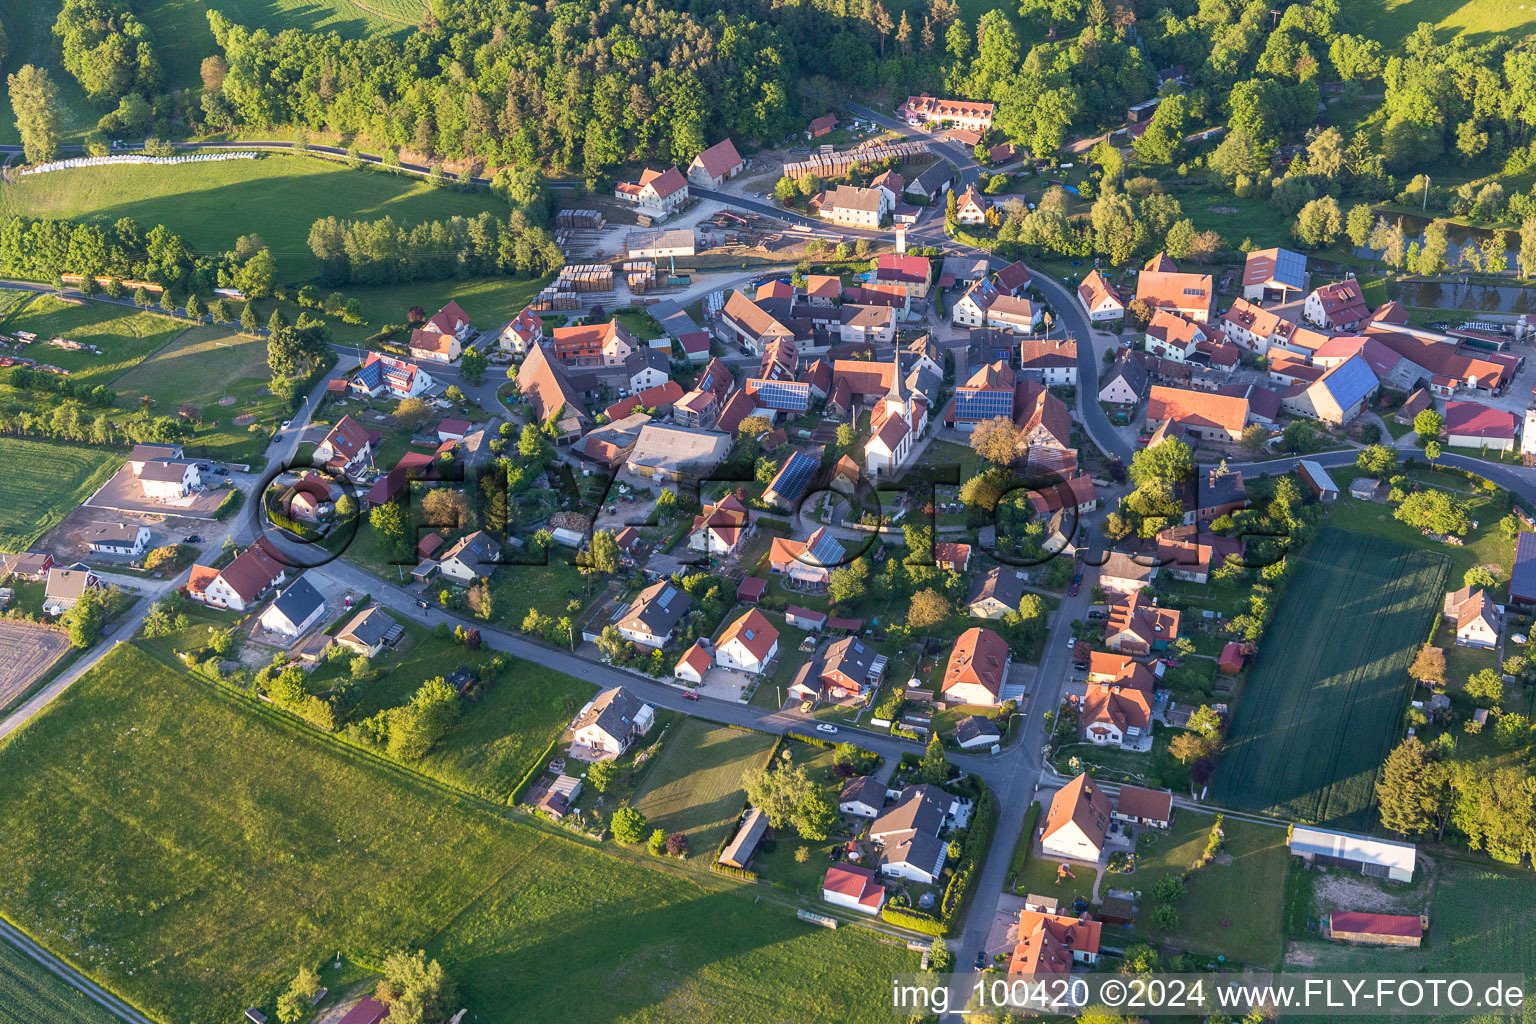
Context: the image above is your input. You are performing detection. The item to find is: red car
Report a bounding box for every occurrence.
[1067,584,1079,596]
[682,691,700,701]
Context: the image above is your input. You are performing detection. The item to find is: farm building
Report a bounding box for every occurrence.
[1327,911,1425,947]
[1513,531,1536,605]
[1289,825,1415,882]
[1298,459,1339,502]
[718,807,769,868]
[1112,785,1172,828]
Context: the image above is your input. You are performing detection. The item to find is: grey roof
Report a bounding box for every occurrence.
[269,575,324,628]
[440,529,501,569]
[84,522,144,546]
[719,806,769,867]
[839,774,886,809]
[337,606,402,648]
[824,184,883,213]
[968,566,1027,609]
[624,347,671,378]
[881,828,947,877]
[575,686,647,742]
[954,714,1001,745]
[1289,825,1415,877]
[1103,354,1150,398]
[1101,551,1156,582]
[619,580,693,637]
[942,256,990,282]
[909,162,954,197]
[627,425,732,476]
[130,443,182,462]
[870,784,947,841]
[1513,531,1536,601]
[139,459,194,482]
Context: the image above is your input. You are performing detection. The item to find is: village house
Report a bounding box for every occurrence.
[905,162,954,203]
[762,451,820,510]
[689,494,752,558]
[719,291,799,356]
[408,328,462,364]
[870,785,954,883]
[817,184,889,228]
[42,567,102,615]
[1102,593,1180,656]
[138,458,202,501]
[1007,909,1102,980]
[496,307,544,357]
[438,530,502,583]
[349,351,435,399]
[572,686,656,757]
[1144,309,1208,362]
[874,253,934,298]
[0,551,53,580]
[624,348,671,394]
[616,579,693,649]
[1018,337,1077,386]
[715,608,780,675]
[1444,585,1502,649]
[687,138,744,187]
[1082,672,1152,747]
[933,542,971,572]
[967,566,1028,620]
[127,443,183,475]
[1041,773,1112,861]
[787,635,887,703]
[901,94,995,131]
[1154,526,1242,584]
[334,606,405,658]
[1077,269,1126,323]
[954,186,988,226]
[1304,278,1371,331]
[84,522,150,558]
[627,425,733,485]
[614,167,690,215]
[673,641,712,684]
[840,303,897,346]
[953,714,1002,750]
[1145,385,1249,444]
[769,527,845,587]
[1136,253,1214,322]
[1183,464,1248,527]
[1218,297,1291,355]
[839,775,887,818]
[1112,785,1173,829]
[1099,551,1157,598]
[313,415,377,479]
[1098,353,1150,405]
[258,575,326,638]
[941,627,1010,707]
[190,539,286,612]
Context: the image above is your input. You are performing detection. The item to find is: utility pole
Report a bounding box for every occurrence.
[1423,176,1430,211]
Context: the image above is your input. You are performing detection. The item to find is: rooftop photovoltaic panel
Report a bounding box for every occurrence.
[768,451,817,503]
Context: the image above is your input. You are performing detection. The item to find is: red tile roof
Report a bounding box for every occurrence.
[1330,912,1423,939]
[692,138,743,179]
[1147,384,1248,435]
[1444,400,1517,440]
[943,627,1009,700]
[1115,784,1172,822]
[823,863,884,909]
[719,607,779,661]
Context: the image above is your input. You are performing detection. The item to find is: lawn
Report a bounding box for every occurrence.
[1326,476,1515,588]
[0,155,509,280]
[1124,811,1291,968]
[1211,528,1450,830]
[0,644,915,1023]
[1343,0,1536,45]
[0,437,123,551]
[0,939,122,1024]
[630,718,779,852]
[0,0,99,148]
[136,0,416,90]
[0,296,186,386]
[110,325,286,464]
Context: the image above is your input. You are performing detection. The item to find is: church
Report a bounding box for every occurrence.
[863,349,928,477]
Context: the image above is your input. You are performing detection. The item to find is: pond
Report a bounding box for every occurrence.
[1395,279,1536,314]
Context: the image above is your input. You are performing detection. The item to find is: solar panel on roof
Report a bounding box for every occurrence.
[809,531,844,566]
[769,451,816,503]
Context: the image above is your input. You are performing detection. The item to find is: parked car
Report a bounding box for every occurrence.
[816,723,838,734]
[974,951,987,969]
[1067,583,1079,596]
[682,691,700,701]
[1087,609,1105,620]
[1065,633,1077,648]
[415,599,429,610]
[186,534,202,543]
[800,699,815,712]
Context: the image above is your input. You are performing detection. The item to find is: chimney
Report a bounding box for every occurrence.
[895,226,907,255]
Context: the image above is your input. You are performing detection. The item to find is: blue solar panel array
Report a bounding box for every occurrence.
[1321,356,1378,412]
[769,451,817,503]
[955,387,1014,421]
[808,529,845,566]
[352,361,383,390]
[748,378,811,412]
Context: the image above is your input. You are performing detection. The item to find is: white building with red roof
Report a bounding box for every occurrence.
[1077,269,1125,323]
[673,640,713,684]
[1444,400,1518,451]
[1136,253,1213,322]
[687,139,744,187]
[715,608,780,675]
[1304,278,1371,331]
[863,349,927,477]
[615,167,690,214]
[496,307,544,356]
[822,863,886,915]
[901,94,994,131]
[314,414,378,478]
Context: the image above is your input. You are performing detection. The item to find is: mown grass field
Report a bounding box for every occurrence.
[0,645,915,1023]
[110,324,285,463]
[630,719,778,852]
[0,939,122,1024]
[1212,529,1450,830]
[0,155,507,279]
[0,437,122,551]
[0,296,185,386]
[1126,811,1290,968]
[1344,0,1536,45]
[137,0,419,89]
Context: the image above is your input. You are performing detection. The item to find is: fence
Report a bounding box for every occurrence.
[19,152,260,176]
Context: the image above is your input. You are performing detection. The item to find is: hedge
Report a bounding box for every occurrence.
[881,905,946,935]
[1005,801,1042,888]
[709,862,760,882]
[508,736,562,806]
[939,780,998,931]
[213,488,245,521]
